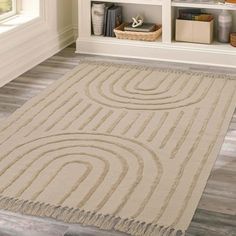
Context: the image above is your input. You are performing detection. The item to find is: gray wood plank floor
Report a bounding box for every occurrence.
[0,46,235,236]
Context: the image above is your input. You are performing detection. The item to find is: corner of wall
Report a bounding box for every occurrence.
[0,0,77,87]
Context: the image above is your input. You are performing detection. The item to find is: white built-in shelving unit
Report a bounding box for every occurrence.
[76,0,236,68]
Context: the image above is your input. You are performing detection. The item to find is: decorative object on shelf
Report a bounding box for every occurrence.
[114,23,162,41]
[230,32,236,46]
[124,15,156,33]
[218,10,232,43]
[91,2,106,36]
[131,15,144,28]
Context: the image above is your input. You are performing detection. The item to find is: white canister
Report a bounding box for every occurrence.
[91,3,105,36]
[218,10,233,43]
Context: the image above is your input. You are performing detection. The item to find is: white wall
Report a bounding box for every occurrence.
[72,0,78,35]
[117,3,162,24]
[0,0,76,87]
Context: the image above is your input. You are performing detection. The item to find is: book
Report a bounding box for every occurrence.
[106,9,112,37]
[106,6,122,37]
[178,8,213,21]
[103,3,114,36]
[124,23,156,32]
[179,8,201,20]
[194,14,214,21]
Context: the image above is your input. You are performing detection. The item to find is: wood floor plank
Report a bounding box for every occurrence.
[0,211,68,236]
[186,209,236,236]
[0,46,235,236]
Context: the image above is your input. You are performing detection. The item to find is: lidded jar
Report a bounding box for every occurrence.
[218,10,233,43]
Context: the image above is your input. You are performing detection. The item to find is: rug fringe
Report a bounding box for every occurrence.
[79,59,236,81]
[0,195,185,236]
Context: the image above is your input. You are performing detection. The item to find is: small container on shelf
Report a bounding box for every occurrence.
[114,23,162,41]
[175,8,214,44]
[230,32,236,46]
[218,10,232,43]
[175,19,214,44]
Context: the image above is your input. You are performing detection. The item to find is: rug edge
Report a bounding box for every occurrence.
[78,59,236,81]
[0,195,185,236]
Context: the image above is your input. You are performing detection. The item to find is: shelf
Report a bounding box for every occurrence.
[172,1,236,10]
[89,36,235,53]
[94,0,163,6]
[171,40,236,53]
[77,0,236,68]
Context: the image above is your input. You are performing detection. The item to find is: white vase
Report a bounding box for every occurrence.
[91,3,105,36]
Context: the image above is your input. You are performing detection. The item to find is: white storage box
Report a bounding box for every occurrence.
[175,19,214,44]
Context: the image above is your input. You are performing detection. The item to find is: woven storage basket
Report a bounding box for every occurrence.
[114,23,162,42]
[230,33,236,47]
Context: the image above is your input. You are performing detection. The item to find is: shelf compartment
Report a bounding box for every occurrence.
[91,2,163,42]
[171,4,236,45]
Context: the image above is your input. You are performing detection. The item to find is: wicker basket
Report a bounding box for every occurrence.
[114,23,162,42]
[230,33,236,47]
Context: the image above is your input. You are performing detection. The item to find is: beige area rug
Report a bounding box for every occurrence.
[0,62,236,236]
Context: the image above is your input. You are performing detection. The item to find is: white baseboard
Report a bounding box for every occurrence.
[76,37,236,69]
[0,26,75,87]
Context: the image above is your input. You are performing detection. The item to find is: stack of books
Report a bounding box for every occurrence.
[124,23,156,32]
[179,8,214,21]
[103,4,122,37]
